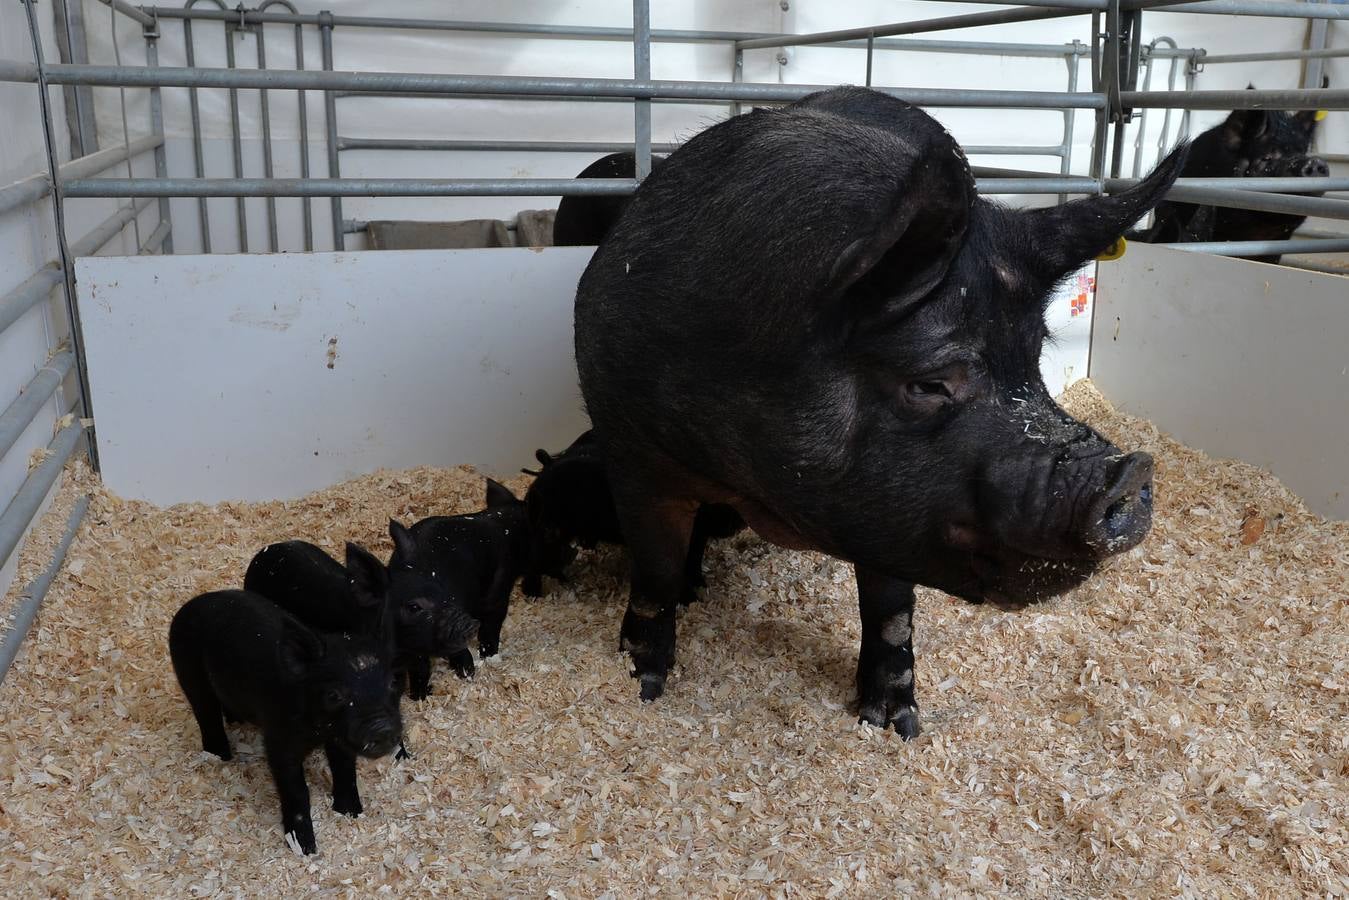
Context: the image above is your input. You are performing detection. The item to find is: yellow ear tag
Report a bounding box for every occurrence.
[1314,109,1328,122]
[1096,237,1127,261]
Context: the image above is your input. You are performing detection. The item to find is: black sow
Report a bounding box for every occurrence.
[574,86,1188,738]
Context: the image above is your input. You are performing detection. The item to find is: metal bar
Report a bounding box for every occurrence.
[92,0,156,28]
[0,423,86,589]
[1302,0,1329,94]
[69,199,155,257]
[730,47,743,118]
[1059,44,1081,203]
[292,19,312,251]
[1280,258,1349,275]
[1117,176,1349,192]
[223,21,248,252]
[183,19,211,253]
[1158,186,1349,221]
[0,174,53,217]
[1202,46,1349,65]
[737,8,1090,49]
[256,21,279,252]
[866,32,875,86]
[632,0,652,180]
[1157,237,1349,255]
[337,137,685,153]
[6,65,1112,108]
[0,126,156,218]
[916,0,1349,15]
[61,176,1103,197]
[0,495,90,684]
[145,31,173,255]
[0,267,64,339]
[53,0,98,157]
[0,351,75,464]
[1118,88,1348,109]
[129,8,1102,54]
[320,14,343,251]
[1089,12,1106,179]
[139,220,172,254]
[20,0,97,469]
[60,134,164,182]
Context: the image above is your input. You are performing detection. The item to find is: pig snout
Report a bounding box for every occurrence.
[354,713,403,758]
[1299,156,1330,178]
[436,607,480,654]
[1076,451,1154,558]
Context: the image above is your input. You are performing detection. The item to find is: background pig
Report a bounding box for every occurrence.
[388,479,531,672]
[1130,82,1328,263]
[168,590,403,854]
[574,86,1188,737]
[245,539,478,701]
[552,152,664,246]
[521,430,743,603]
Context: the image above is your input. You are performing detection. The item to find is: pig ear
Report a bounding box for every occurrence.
[1018,142,1189,284]
[1223,108,1269,143]
[278,620,324,680]
[345,542,388,608]
[534,449,554,467]
[485,478,518,509]
[823,152,974,309]
[388,519,416,563]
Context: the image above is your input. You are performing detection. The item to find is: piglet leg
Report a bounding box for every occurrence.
[854,566,921,739]
[265,737,316,854]
[325,740,363,818]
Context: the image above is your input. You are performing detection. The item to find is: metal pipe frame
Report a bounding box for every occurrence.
[321,14,343,251]
[0,267,64,338]
[94,0,155,28]
[69,199,156,258]
[332,137,1067,157]
[1201,46,1349,65]
[0,495,90,684]
[632,0,652,180]
[916,0,1349,17]
[145,27,174,254]
[0,135,162,219]
[1157,237,1349,255]
[1159,185,1349,221]
[60,176,1107,197]
[0,351,75,464]
[0,422,87,596]
[12,62,1342,111]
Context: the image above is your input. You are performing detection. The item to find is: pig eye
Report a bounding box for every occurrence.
[323,687,347,708]
[908,380,953,399]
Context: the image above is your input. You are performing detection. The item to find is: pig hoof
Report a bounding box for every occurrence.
[478,640,500,659]
[449,649,475,680]
[332,795,363,818]
[408,684,431,701]
[891,707,922,740]
[286,826,317,856]
[395,741,411,762]
[221,707,242,724]
[636,671,666,702]
[521,575,545,598]
[203,741,232,761]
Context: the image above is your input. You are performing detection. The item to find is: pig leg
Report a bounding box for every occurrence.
[325,740,363,818]
[265,737,316,854]
[612,488,698,702]
[854,566,921,739]
[679,510,711,606]
[475,564,517,658]
[407,655,434,699]
[171,654,232,760]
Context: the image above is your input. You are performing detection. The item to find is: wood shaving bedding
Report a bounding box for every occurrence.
[0,380,1344,897]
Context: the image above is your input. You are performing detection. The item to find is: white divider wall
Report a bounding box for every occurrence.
[76,248,594,505]
[1092,243,1349,521]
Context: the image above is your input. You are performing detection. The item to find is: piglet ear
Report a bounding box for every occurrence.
[278,619,324,681]
[345,542,388,609]
[824,151,974,310]
[388,518,416,563]
[534,448,554,467]
[485,478,518,509]
[1018,142,1189,285]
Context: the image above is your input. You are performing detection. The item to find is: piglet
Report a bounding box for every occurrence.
[388,478,531,672]
[168,590,403,855]
[245,540,478,701]
[522,430,743,601]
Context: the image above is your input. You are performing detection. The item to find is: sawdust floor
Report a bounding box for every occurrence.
[0,381,1345,898]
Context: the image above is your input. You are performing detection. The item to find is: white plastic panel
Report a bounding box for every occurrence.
[77,248,595,505]
[1092,243,1349,521]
